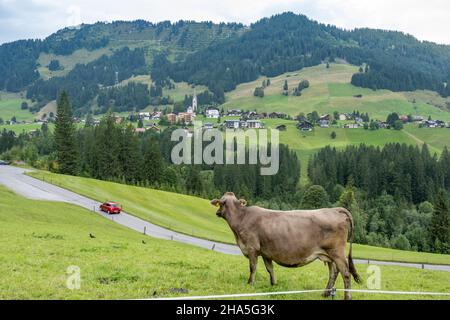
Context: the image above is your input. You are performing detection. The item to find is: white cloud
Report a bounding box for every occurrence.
[0,0,450,44]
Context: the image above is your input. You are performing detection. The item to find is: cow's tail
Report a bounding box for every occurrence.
[339,208,362,284]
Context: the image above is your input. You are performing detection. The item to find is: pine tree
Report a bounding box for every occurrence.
[55,91,77,174]
[431,190,450,253]
[120,125,143,183]
[143,137,164,185]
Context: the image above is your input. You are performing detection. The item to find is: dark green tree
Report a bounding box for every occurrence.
[431,190,450,253]
[301,185,329,209]
[54,91,77,174]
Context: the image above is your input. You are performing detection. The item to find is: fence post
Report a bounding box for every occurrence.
[143,226,146,235]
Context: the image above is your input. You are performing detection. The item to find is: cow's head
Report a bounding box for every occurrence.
[211,192,247,219]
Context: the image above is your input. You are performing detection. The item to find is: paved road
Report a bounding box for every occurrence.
[1,165,449,272]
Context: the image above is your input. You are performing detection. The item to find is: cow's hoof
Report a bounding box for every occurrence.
[322,291,331,298]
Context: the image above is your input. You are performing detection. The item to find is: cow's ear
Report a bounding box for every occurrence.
[210,199,221,207]
[239,199,247,207]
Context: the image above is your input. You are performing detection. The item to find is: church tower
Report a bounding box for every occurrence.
[192,91,197,111]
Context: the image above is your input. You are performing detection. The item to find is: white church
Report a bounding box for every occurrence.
[186,92,197,114]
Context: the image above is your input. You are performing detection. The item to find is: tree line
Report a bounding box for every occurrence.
[307,143,450,253]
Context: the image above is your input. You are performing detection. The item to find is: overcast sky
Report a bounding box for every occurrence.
[1,0,450,45]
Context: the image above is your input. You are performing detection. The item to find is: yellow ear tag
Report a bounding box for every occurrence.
[215,203,220,207]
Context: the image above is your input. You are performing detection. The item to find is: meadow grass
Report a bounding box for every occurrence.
[261,119,449,183]
[0,185,449,300]
[0,99,35,122]
[26,171,450,265]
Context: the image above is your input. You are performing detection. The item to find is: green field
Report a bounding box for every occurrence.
[0,98,35,122]
[223,63,450,122]
[1,185,449,299]
[27,170,450,265]
[260,119,450,182]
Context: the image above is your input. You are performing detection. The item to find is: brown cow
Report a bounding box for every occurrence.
[211,192,361,300]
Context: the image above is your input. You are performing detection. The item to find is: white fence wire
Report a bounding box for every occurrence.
[148,288,450,300]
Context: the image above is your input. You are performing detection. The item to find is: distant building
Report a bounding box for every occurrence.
[167,113,177,124]
[178,112,194,124]
[297,120,313,131]
[276,124,287,131]
[205,108,220,119]
[139,112,151,120]
[151,111,162,120]
[133,128,146,133]
[318,119,329,128]
[339,114,347,121]
[227,109,242,117]
[344,123,359,129]
[399,115,409,122]
[203,122,214,130]
[224,120,241,129]
[246,120,262,129]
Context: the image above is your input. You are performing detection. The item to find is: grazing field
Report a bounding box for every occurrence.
[261,119,449,182]
[0,123,48,134]
[223,63,450,122]
[27,171,450,265]
[0,185,449,300]
[0,99,34,122]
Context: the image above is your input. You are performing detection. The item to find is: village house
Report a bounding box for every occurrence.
[436,120,446,128]
[167,113,177,124]
[423,120,437,128]
[339,114,347,121]
[269,112,287,119]
[344,123,359,129]
[205,108,220,119]
[318,119,330,128]
[151,111,162,120]
[246,120,262,129]
[203,122,214,130]
[178,112,195,124]
[224,119,241,129]
[297,120,313,131]
[227,109,242,117]
[133,128,146,134]
[139,112,151,120]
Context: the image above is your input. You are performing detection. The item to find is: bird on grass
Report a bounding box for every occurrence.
[89,233,96,239]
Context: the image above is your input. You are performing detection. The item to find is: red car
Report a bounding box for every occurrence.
[100,202,122,214]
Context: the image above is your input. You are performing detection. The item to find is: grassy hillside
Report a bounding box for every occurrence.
[121,75,208,103]
[27,170,450,265]
[0,98,34,122]
[223,63,450,122]
[260,119,449,183]
[1,185,449,300]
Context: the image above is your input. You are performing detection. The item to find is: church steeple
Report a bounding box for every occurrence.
[192,90,197,111]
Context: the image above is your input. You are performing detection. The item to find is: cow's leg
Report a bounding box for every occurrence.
[333,257,352,300]
[247,253,258,285]
[263,257,276,286]
[322,262,338,298]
